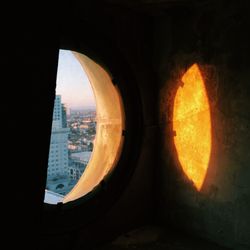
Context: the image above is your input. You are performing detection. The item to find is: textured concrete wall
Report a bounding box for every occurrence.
[156,1,250,249]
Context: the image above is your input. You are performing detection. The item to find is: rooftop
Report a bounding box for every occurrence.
[71,151,92,162]
[44,189,64,204]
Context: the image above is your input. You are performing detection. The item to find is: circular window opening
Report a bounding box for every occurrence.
[44,49,125,204]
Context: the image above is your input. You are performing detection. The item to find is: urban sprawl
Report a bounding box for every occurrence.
[46,95,96,197]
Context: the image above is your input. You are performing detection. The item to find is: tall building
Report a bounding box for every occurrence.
[47,95,70,178]
[61,104,67,128]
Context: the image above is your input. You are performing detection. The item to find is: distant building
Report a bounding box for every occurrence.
[52,95,62,129]
[69,151,92,180]
[47,95,70,178]
[61,103,67,128]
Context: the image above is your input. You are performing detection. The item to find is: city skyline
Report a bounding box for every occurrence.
[56,49,96,110]
[45,94,96,203]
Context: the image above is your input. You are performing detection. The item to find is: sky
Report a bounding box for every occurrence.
[55,49,96,110]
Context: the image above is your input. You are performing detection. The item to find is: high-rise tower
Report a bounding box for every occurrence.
[47,95,70,178]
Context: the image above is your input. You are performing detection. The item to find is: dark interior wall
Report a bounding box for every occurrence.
[1,4,60,248]
[1,2,158,249]
[156,1,250,249]
[2,1,250,249]
[53,7,158,249]
[14,2,157,249]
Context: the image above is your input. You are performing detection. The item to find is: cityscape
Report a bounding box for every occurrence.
[44,49,96,204]
[44,95,96,204]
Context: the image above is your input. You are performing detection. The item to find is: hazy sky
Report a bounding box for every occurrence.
[55,49,96,110]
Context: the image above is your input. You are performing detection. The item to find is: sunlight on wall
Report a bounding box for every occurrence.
[173,63,211,190]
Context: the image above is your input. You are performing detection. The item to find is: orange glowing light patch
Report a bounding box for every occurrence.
[173,63,211,190]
